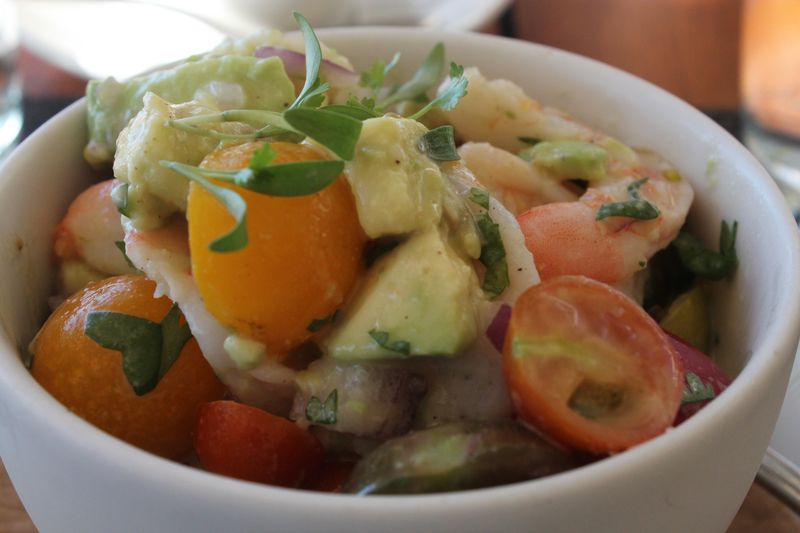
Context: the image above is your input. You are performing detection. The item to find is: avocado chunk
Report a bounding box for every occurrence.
[84,55,295,166]
[522,140,608,182]
[113,93,233,229]
[325,228,482,360]
[345,117,446,238]
[343,421,578,495]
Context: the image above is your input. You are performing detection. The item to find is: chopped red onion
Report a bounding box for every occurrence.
[254,46,359,86]
[486,304,512,352]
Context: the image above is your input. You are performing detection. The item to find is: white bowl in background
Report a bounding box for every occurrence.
[1,28,799,533]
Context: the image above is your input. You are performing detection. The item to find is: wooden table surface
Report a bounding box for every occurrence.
[3,3,799,530]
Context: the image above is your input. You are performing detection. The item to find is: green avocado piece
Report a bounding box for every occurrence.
[344,116,446,239]
[524,140,608,182]
[84,55,295,166]
[343,421,578,495]
[325,228,482,360]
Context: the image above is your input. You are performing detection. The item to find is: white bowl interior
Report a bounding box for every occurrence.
[0,28,798,533]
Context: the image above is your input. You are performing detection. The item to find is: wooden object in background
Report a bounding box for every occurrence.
[514,0,741,109]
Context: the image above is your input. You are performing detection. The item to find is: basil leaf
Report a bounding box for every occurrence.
[672,220,738,280]
[114,240,137,269]
[518,137,541,145]
[369,329,411,355]
[284,108,362,160]
[85,311,163,395]
[418,125,459,161]
[306,389,338,424]
[161,161,248,252]
[234,160,344,196]
[596,199,660,221]
[158,303,192,379]
[111,181,132,217]
[409,62,468,120]
[475,213,510,299]
[467,187,490,209]
[380,43,445,108]
[682,372,715,404]
[291,12,323,109]
[307,310,339,333]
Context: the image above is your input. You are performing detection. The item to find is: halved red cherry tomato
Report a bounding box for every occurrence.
[666,332,731,425]
[503,275,684,454]
[194,401,323,487]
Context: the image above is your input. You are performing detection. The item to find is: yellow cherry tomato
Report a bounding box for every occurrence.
[187,141,365,356]
[31,275,226,458]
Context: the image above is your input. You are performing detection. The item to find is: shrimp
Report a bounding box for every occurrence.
[458,142,579,216]
[438,68,693,288]
[438,67,640,173]
[53,179,138,294]
[518,154,694,285]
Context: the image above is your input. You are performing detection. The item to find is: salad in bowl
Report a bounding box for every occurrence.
[1,14,798,533]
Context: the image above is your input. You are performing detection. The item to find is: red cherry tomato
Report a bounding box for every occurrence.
[666,332,731,425]
[503,275,684,454]
[194,401,323,487]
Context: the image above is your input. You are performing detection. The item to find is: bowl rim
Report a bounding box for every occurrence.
[2,26,800,519]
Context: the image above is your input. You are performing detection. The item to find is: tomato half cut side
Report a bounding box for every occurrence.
[503,275,684,454]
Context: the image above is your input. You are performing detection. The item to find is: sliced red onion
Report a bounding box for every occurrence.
[486,303,512,352]
[254,46,359,86]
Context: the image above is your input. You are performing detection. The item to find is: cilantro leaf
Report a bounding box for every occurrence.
[467,187,490,209]
[369,329,411,356]
[306,389,338,424]
[475,213,510,298]
[596,179,660,221]
[249,143,277,169]
[682,372,716,404]
[379,43,445,109]
[418,125,459,161]
[114,240,138,270]
[111,181,132,217]
[596,199,660,221]
[360,52,400,93]
[307,310,339,332]
[408,62,468,120]
[672,220,738,280]
[85,303,192,396]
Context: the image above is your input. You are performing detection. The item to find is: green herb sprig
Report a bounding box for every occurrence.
[682,372,716,404]
[466,188,509,298]
[408,63,468,120]
[306,389,338,424]
[369,329,411,356]
[418,125,459,161]
[85,303,192,396]
[161,143,346,252]
[307,310,339,333]
[476,213,510,298]
[672,220,738,280]
[596,178,661,221]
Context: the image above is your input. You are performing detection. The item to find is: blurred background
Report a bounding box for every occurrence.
[0,0,799,530]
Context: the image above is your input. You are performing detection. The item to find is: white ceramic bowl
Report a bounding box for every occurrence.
[1,28,799,533]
